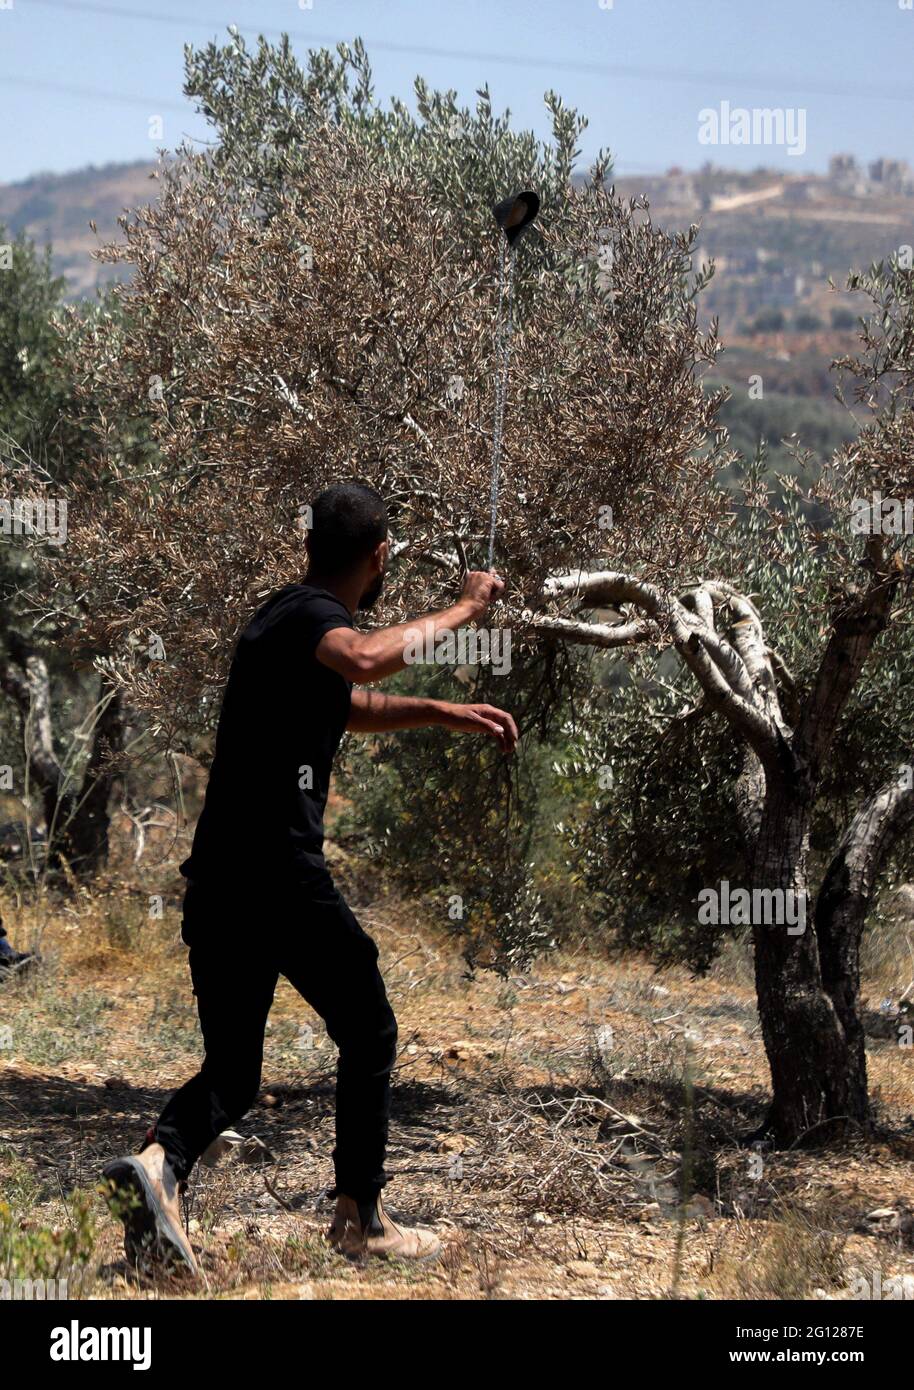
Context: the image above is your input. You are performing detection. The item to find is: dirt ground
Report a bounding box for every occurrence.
[2,847,913,1302]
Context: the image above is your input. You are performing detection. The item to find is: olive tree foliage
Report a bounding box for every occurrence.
[55,133,726,749]
[183,32,599,251]
[0,232,68,673]
[0,231,74,651]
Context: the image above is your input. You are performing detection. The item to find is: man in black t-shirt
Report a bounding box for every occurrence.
[179,581,362,893]
[103,482,517,1272]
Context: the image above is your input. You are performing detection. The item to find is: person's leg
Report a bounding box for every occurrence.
[103,884,277,1272]
[276,884,396,1202]
[153,887,279,1182]
[277,880,440,1261]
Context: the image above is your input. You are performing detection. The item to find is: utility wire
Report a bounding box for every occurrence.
[19,0,914,105]
[0,72,187,111]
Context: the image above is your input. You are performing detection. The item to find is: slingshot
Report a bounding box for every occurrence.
[486,190,539,570]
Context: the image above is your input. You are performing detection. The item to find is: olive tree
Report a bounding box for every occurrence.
[535,260,914,1143]
[0,230,124,878]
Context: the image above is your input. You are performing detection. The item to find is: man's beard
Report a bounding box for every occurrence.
[357,571,386,612]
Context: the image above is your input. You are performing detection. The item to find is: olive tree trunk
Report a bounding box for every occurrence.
[0,632,124,878]
[750,779,870,1144]
[534,561,904,1147]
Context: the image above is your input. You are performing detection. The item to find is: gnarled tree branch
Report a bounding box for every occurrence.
[532,569,785,766]
[796,544,901,776]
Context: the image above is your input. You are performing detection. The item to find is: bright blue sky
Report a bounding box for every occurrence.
[1,0,912,183]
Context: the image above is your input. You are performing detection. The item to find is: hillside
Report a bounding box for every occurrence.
[0,160,154,300]
[611,164,914,465]
[613,164,914,340]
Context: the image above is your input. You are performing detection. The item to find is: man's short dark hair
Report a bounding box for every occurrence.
[307,482,388,576]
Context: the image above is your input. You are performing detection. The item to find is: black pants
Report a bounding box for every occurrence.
[153,876,398,1202]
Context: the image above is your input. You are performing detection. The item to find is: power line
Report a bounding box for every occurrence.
[23,0,914,105]
[0,72,187,112]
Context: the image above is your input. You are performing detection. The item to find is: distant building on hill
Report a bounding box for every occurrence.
[868,158,914,195]
[827,154,870,198]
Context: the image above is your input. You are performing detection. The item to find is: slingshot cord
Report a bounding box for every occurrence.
[486,240,517,570]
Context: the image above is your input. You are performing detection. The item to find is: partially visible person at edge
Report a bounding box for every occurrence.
[0,913,36,972]
[102,482,517,1272]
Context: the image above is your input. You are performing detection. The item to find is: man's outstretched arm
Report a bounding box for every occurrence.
[347,690,518,754]
[317,571,504,684]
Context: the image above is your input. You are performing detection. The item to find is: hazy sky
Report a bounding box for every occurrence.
[1,0,912,183]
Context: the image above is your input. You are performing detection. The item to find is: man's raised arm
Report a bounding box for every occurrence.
[316,571,504,684]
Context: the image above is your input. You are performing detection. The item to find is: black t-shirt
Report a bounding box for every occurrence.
[181,584,354,892]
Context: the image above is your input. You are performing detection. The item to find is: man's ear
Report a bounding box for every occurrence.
[375,539,390,571]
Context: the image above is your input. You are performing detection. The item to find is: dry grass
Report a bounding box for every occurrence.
[704,1200,849,1300]
[2,848,914,1302]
